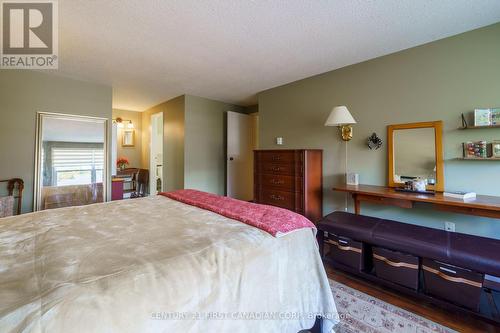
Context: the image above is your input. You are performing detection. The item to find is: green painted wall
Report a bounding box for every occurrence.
[258,23,500,239]
[142,94,247,194]
[184,95,247,195]
[0,70,112,213]
[142,96,185,191]
[113,108,143,169]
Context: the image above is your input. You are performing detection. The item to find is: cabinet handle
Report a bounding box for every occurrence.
[271,155,281,161]
[271,167,282,172]
[270,179,284,185]
[422,266,482,288]
[270,194,284,201]
[373,254,418,270]
[325,239,362,253]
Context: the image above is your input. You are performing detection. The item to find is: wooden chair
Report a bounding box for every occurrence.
[117,168,150,198]
[0,178,24,216]
[131,169,149,198]
[117,168,139,177]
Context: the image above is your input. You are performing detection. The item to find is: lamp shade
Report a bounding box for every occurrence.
[324,106,356,126]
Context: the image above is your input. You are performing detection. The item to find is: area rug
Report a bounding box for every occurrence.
[329,280,457,333]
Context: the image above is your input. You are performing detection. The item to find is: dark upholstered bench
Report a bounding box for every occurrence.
[317,211,500,322]
[318,211,500,276]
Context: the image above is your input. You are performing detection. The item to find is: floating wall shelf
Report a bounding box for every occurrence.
[459,124,500,130]
[456,157,500,161]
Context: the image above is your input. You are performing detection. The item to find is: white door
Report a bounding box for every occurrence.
[111,122,117,176]
[226,111,255,201]
[150,112,164,194]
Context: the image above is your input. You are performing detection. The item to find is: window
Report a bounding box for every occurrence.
[52,147,104,186]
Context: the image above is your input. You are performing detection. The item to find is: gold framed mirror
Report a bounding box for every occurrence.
[388,121,444,192]
[122,129,135,147]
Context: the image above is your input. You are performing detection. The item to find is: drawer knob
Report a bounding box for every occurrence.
[271,167,282,171]
[271,155,281,161]
[270,194,284,201]
[270,179,285,185]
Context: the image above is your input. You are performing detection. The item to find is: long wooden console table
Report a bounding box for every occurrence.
[332,184,500,219]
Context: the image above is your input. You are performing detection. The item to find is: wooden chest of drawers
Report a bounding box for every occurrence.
[254,149,323,222]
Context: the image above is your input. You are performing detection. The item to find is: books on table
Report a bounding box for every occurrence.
[443,191,477,200]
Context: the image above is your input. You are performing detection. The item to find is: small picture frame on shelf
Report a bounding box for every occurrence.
[462,141,490,159]
[491,108,500,126]
[493,141,500,158]
[463,142,475,158]
[474,109,491,127]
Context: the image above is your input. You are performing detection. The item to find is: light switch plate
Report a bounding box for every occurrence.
[276,137,283,145]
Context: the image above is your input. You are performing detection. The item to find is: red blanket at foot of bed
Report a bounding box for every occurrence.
[160,189,316,237]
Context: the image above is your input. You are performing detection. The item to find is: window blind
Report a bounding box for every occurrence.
[52,148,104,171]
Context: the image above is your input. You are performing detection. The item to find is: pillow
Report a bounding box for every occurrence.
[0,196,15,218]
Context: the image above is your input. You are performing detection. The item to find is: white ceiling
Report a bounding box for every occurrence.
[55,0,500,111]
[43,117,105,143]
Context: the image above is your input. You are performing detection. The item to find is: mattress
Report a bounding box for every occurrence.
[0,195,338,332]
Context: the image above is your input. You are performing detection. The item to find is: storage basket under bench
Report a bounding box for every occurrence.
[317,211,500,322]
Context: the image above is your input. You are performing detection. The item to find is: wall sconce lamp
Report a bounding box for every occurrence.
[325,105,357,210]
[324,106,357,141]
[113,117,134,129]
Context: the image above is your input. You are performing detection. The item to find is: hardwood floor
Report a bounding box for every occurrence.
[326,265,500,333]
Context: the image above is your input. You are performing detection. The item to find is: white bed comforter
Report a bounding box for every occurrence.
[0,195,338,333]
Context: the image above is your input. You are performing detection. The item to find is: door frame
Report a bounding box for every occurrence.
[150,112,164,194]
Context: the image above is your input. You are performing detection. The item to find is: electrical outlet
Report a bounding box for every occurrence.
[445,222,455,232]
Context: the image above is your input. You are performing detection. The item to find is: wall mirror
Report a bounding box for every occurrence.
[388,121,444,192]
[122,129,135,147]
[34,112,108,211]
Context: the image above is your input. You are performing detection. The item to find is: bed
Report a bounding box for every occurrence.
[0,191,338,333]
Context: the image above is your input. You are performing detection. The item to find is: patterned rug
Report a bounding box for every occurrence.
[329,280,457,333]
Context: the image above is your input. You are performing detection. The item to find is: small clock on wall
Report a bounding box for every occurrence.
[367,133,382,150]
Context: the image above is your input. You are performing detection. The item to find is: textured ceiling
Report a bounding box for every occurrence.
[55,0,500,111]
[43,117,104,143]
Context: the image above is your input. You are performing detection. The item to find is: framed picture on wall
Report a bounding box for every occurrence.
[122,129,135,147]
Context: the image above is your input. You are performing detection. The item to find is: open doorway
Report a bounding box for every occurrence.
[150,112,164,194]
[226,111,258,201]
